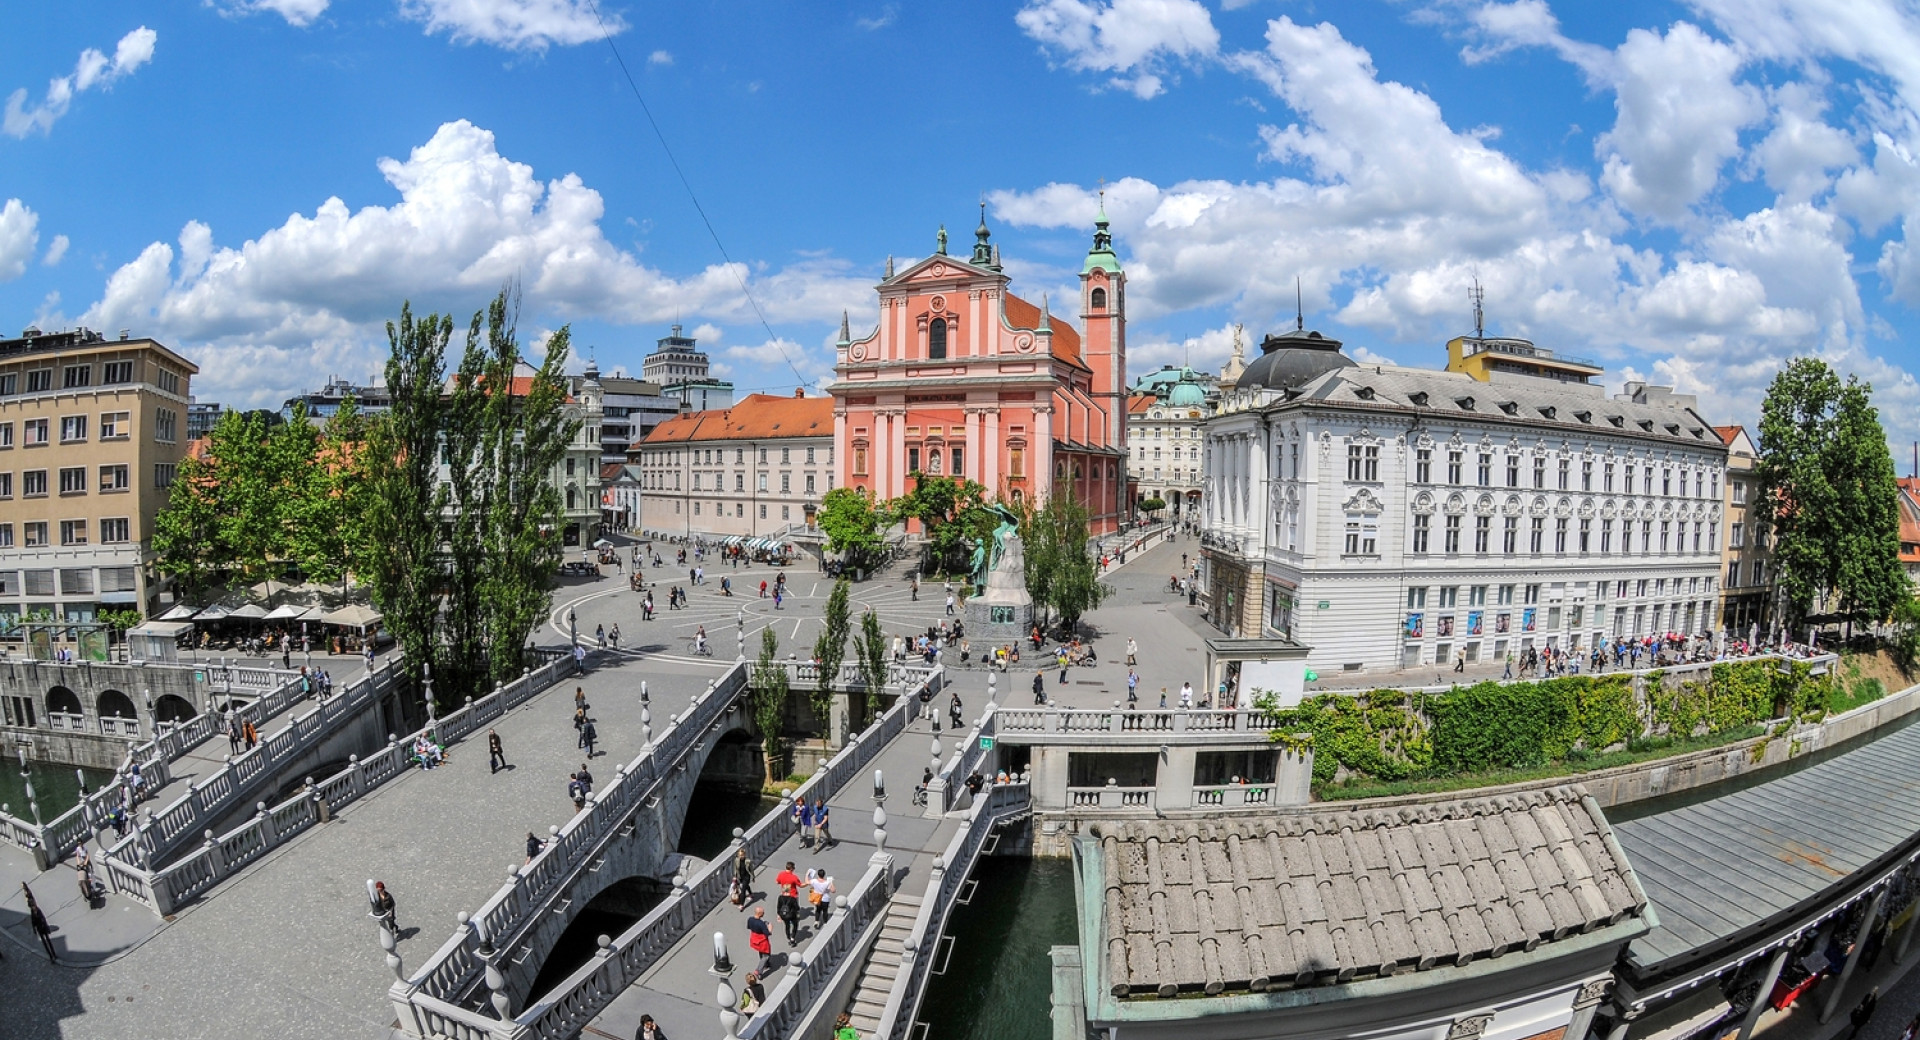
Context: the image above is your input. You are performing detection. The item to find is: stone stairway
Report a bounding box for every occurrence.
[845,892,923,1036]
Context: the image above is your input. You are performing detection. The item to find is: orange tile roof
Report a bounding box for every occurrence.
[639,393,833,446]
[1004,292,1084,366]
[1899,478,1920,561]
[1711,425,1743,446]
[1128,393,1155,415]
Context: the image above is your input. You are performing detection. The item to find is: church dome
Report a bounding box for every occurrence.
[1236,327,1355,391]
[1167,367,1208,408]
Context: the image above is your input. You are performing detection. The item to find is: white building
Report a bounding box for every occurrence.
[1201,327,1728,680]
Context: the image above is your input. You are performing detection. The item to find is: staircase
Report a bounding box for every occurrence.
[845,893,922,1037]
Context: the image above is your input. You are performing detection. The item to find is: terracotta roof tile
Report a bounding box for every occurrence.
[1712,424,1743,445]
[1091,786,1647,999]
[638,393,832,446]
[1003,292,1084,366]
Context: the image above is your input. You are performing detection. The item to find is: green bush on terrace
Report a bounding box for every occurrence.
[1258,660,1826,789]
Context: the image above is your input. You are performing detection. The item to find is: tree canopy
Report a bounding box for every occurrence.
[817,486,889,569]
[896,473,994,578]
[1018,485,1111,633]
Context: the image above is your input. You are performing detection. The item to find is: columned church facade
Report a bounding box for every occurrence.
[829,211,1128,534]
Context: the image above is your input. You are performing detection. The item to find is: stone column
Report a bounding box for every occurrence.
[891,409,907,501]
[1733,947,1789,1040]
[984,407,1001,493]
[1820,887,1887,1023]
[1565,978,1613,1040]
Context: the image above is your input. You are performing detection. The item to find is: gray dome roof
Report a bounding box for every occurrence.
[1236,328,1354,391]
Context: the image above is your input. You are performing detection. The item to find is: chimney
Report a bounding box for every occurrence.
[793,387,805,398]
[119,329,130,340]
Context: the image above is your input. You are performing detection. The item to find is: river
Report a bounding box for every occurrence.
[921,855,1077,1040]
[0,759,117,821]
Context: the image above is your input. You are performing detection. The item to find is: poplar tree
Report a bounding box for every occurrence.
[812,578,852,733]
[851,607,890,728]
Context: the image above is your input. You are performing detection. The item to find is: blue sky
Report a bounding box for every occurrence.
[5,0,1920,455]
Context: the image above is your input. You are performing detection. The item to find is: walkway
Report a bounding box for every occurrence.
[0,647,719,1040]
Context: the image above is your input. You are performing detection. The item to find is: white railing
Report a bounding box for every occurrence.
[873,781,1031,1040]
[393,667,933,1036]
[775,658,937,693]
[1192,784,1273,807]
[1066,784,1154,809]
[989,705,1281,737]
[0,660,318,867]
[104,655,574,917]
[739,860,893,1040]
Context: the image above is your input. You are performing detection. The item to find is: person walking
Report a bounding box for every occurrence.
[1125,637,1138,666]
[808,868,835,926]
[574,706,588,745]
[774,862,803,945]
[24,883,56,961]
[525,831,546,863]
[488,729,506,773]
[581,718,598,758]
[945,591,955,616]
[1453,647,1466,674]
[1127,670,1139,707]
[746,906,774,974]
[242,719,258,751]
[812,798,832,849]
[637,1014,669,1040]
[1847,988,1881,1040]
[595,623,606,649]
[760,580,768,599]
[834,1011,859,1040]
[1179,682,1194,709]
[739,970,767,1016]
[796,799,814,848]
[568,773,588,811]
[732,848,755,907]
[226,714,242,755]
[1032,670,1046,706]
[610,624,621,652]
[370,880,399,935]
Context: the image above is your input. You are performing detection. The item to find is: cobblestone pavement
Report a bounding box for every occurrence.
[0,648,720,1040]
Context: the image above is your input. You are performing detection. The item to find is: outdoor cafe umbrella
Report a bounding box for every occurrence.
[156,603,201,622]
[227,603,270,622]
[263,603,316,622]
[321,604,382,630]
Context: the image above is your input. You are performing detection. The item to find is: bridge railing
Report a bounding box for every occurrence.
[741,859,893,1040]
[773,659,937,693]
[988,705,1280,737]
[874,780,1032,1040]
[107,655,575,917]
[402,670,933,1039]
[0,659,320,867]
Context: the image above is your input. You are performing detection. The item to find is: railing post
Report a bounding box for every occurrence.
[202,828,228,880]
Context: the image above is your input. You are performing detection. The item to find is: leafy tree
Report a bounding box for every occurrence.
[1018,485,1111,634]
[752,626,791,777]
[851,607,890,729]
[1138,496,1167,518]
[97,608,144,641]
[897,473,993,578]
[151,442,227,597]
[818,486,889,571]
[1755,358,1910,633]
[811,578,852,734]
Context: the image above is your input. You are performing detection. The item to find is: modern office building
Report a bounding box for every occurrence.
[281,376,392,422]
[635,391,834,539]
[185,399,225,441]
[1201,325,1727,677]
[0,327,198,622]
[643,324,734,412]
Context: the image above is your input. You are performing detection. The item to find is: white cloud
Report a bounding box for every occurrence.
[1749,82,1858,202]
[0,199,39,282]
[397,0,622,51]
[1015,0,1219,98]
[648,49,673,65]
[1596,23,1765,221]
[76,120,871,409]
[4,27,157,137]
[42,234,69,267]
[856,5,898,31]
[210,0,331,27]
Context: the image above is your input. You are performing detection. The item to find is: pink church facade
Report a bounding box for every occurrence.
[829,211,1129,535]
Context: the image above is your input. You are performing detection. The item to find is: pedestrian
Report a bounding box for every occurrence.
[365,642,376,671]
[637,1013,669,1040]
[945,592,955,616]
[1127,670,1139,707]
[1848,988,1880,1040]
[24,883,55,961]
[525,831,545,863]
[834,1011,859,1040]
[808,868,835,925]
[488,729,506,773]
[1899,1011,1920,1040]
[610,624,621,651]
[575,686,588,713]
[370,880,398,934]
[760,580,768,598]
[739,970,767,1016]
[568,773,587,811]
[795,798,814,848]
[1503,653,1513,680]
[226,715,242,755]
[1125,637,1137,666]
[76,861,94,907]
[746,905,774,973]
[1059,659,1069,686]
[775,861,803,944]
[573,643,587,672]
[812,798,832,848]
[582,718,598,758]
[595,623,606,649]
[1032,670,1046,706]
[1180,682,1193,709]
[282,643,292,669]
[1453,648,1466,674]
[574,706,588,742]
[732,847,754,907]
[242,719,258,750]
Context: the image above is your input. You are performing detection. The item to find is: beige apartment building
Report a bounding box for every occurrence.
[0,328,196,625]
[635,392,834,540]
[1715,425,1775,641]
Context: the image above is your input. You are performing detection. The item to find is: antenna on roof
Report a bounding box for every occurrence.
[1469,277,1486,339]
[1295,277,1304,333]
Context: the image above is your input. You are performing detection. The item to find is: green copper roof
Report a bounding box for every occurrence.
[1082,196,1122,275]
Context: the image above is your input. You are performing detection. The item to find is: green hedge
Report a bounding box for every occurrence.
[1264,661,1821,788]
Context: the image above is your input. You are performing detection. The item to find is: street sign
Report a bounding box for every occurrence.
[1316,600,1330,610]
[979,735,994,750]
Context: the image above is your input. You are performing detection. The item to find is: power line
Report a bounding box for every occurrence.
[583,0,811,387]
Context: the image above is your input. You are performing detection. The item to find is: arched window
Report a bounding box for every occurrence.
[928,318,948,359]
[1090,287,1107,310]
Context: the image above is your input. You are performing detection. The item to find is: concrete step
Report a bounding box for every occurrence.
[863,960,899,981]
[852,995,889,1020]
[880,922,914,939]
[850,1014,882,1036]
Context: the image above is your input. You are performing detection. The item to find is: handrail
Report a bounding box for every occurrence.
[873,782,1031,1040]
[395,670,935,1038]
[739,860,892,1040]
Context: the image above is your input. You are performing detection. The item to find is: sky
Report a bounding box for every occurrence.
[5,0,1920,460]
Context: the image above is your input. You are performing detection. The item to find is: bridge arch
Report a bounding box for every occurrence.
[154,693,196,725]
[46,685,81,716]
[96,688,137,723]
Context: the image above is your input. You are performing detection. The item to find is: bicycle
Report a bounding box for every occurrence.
[690,639,713,658]
[911,784,929,808]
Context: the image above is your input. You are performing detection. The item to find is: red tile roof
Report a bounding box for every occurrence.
[639,393,833,447]
[1004,292,1084,366]
[1711,425,1743,446]
[1128,393,1155,415]
[1899,477,1920,562]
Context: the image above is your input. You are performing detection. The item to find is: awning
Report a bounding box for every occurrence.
[157,603,201,621]
[263,603,316,621]
[99,591,140,605]
[227,603,270,621]
[128,620,196,638]
[321,604,382,629]
[195,603,233,622]
[592,538,614,550]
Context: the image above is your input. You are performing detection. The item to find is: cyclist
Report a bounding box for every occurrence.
[694,626,709,656]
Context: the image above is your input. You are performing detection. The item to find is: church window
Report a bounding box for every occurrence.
[1090,287,1107,310]
[928,318,948,360]
[1009,448,1025,477]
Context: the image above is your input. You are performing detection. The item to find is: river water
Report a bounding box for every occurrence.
[0,760,117,821]
[921,856,1077,1040]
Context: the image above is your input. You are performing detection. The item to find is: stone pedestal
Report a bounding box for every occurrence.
[964,531,1034,645]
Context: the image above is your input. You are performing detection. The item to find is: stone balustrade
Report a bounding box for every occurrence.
[1067,784,1155,809]
[989,706,1281,742]
[738,860,893,1040]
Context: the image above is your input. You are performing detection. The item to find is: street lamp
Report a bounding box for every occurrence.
[422,661,436,727]
[711,929,733,976]
[17,746,40,827]
[872,768,887,853]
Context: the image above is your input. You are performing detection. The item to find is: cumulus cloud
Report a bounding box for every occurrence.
[74,121,870,408]
[210,0,331,26]
[42,234,69,267]
[4,27,157,137]
[1016,0,1219,98]
[0,199,39,281]
[648,49,673,65]
[1596,23,1765,221]
[397,0,622,50]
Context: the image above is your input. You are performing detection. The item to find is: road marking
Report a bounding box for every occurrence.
[792,618,803,639]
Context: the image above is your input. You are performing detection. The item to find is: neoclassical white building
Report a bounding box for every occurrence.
[1200,327,1729,678]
